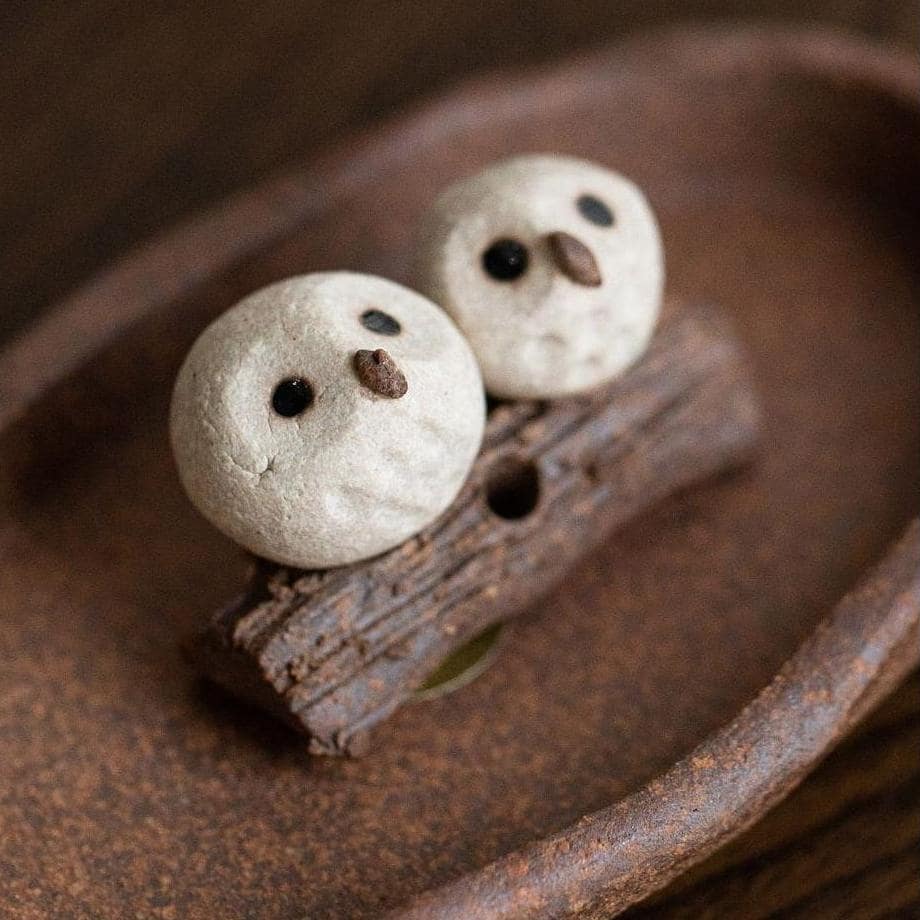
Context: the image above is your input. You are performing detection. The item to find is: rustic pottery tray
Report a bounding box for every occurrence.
[1,26,918,920]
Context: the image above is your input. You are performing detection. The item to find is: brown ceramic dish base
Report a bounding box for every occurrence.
[0,26,918,920]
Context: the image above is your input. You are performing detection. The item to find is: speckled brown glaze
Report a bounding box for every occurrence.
[0,27,918,920]
[192,301,760,756]
[392,522,920,919]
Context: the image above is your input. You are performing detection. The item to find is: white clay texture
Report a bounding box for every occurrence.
[415,154,664,398]
[170,272,485,568]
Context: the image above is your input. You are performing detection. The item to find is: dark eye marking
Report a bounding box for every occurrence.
[482,238,529,281]
[360,308,401,336]
[577,194,614,227]
[271,378,314,417]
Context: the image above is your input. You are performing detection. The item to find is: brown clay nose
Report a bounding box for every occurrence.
[353,348,408,398]
[546,231,602,287]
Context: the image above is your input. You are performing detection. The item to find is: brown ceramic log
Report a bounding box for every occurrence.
[192,299,761,755]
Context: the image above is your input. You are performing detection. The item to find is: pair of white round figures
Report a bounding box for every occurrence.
[171,155,664,569]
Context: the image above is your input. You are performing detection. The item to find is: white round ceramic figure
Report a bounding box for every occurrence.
[415,154,664,399]
[170,272,485,569]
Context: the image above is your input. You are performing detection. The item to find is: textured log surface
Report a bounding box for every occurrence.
[194,301,760,755]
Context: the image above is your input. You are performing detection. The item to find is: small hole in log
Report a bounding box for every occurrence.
[485,395,505,416]
[485,457,540,520]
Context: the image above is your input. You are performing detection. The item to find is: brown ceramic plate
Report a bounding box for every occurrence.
[1,27,918,920]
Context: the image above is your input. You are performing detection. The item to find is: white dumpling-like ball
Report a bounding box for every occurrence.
[170,272,485,569]
[415,154,664,399]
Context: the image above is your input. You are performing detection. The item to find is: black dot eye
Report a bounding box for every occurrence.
[360,308,401,336]
[482,239,529,281]
[271,378,314,417]
[577,194,614,227]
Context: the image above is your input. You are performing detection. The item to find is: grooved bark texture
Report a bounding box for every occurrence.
[193,300,761,755]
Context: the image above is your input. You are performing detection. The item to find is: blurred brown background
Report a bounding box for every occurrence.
[1,0,918,344]
[2,2,918,917]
